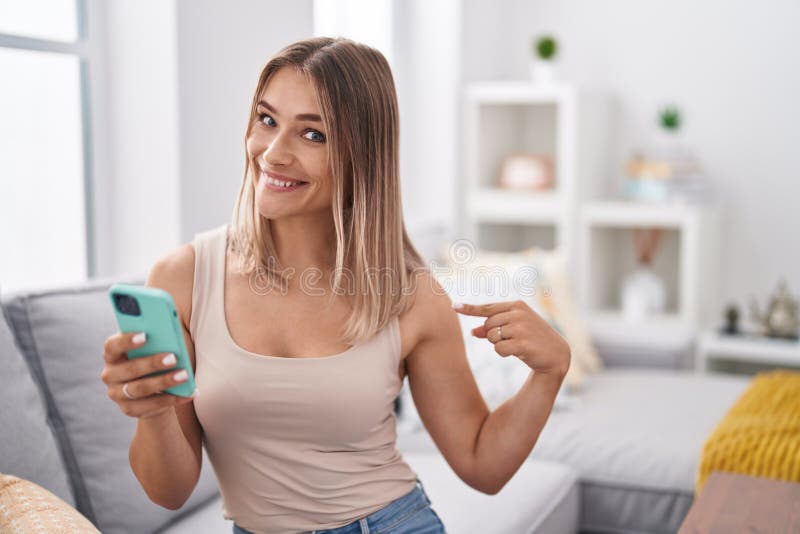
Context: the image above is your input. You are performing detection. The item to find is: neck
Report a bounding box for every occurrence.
[268,211,336,285]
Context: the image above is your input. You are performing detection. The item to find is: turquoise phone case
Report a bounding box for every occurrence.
[108,283,196,397]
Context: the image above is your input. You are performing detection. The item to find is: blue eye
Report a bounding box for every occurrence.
[257,112,325,144]
[305,131,326,143]
[258,113,276,127]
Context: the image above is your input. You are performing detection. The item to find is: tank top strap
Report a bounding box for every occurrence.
[189,223,229,344]
[388,314,401,365]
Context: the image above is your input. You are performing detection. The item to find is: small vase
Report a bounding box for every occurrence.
[652,129,684,160]
[529,59,556,84]
[621,264,666,322]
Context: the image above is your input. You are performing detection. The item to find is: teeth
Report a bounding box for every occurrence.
[264,173,303,188]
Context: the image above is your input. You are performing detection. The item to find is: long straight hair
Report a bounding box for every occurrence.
[229,37,428,345]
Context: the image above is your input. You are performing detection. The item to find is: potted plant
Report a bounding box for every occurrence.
[530,35,558,83]
[654,104,687,157]
[656,104,703,174]
[659,106,681,132]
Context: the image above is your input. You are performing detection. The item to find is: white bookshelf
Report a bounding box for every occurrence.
[459,81,612,275]
[579,200,721,331]
[458,80,722,368]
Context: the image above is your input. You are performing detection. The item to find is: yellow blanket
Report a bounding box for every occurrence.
[696,369,800,493]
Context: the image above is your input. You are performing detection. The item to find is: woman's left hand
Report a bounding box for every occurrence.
[453,300,571,379]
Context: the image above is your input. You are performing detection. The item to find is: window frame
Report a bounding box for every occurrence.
[0,0,98,277]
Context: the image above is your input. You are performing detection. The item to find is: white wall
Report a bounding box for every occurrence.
[392,0,461,261]
[175,0,314,244]
[99,0,313,278]
[460,0,800,312]
[314,0,394,67]
[98,0,800,315]
[103,0,182,280]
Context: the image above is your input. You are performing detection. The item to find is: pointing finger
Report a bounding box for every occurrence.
[452,301,514,317]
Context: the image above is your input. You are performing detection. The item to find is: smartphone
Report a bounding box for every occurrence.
[108,283,196,397]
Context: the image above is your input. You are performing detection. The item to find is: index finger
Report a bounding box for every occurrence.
[451,301,515,317]
[103,331,147,363]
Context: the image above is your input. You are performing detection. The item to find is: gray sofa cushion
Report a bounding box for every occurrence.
[402,452,579,534]
[1,276,220,534]
[398,369,750,534]
[0,306,74,506]
[532,369,750,533]
[161,453,580,534]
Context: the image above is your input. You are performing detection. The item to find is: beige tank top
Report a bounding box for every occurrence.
[189,224,419,534]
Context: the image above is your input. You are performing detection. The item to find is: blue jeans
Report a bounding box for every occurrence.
[232,478,446,533]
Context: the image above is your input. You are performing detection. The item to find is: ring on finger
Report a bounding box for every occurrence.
[122,382,137,400]
[496,325,508,341]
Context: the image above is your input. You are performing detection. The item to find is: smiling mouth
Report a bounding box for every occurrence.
[260,171,309,190]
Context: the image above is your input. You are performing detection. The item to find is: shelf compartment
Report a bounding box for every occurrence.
[476,102,558,191]
[584,225,682,315]
[581,200,703,228]
[468,188,562,224]
[475,222,556,253]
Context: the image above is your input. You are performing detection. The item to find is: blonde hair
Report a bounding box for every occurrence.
[229,37,428,345]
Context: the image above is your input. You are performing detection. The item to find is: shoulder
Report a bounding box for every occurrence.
[404,268,459,347]
[145,243,196,329]
[407,268,452,312]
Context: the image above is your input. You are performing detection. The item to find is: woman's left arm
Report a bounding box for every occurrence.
[454,300,571,494]
[404,273,570,495]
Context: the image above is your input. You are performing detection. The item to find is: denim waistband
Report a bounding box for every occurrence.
[233,479,431,534]
[353,479,429,530]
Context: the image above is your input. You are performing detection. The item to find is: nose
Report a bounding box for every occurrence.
[260,130,294,168]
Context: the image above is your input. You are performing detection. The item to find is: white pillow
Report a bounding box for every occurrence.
[434,244,602,386]
[396,250,584,434]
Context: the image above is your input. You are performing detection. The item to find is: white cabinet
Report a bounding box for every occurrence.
[579,200,721,328]
[459,80,722,368]
[459,81,612,276]
[696,331,800,374]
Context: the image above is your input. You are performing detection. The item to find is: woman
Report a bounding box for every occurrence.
[100,37,570,534]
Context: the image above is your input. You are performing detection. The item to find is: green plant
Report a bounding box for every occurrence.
[532,35,558,60]
[659,106,681,131]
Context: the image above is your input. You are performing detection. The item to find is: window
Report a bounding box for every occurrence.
[0,0,92,293]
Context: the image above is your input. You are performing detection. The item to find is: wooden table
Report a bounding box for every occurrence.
[678,471,800,533]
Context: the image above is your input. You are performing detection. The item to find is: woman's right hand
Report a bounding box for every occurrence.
[100,331,198,420]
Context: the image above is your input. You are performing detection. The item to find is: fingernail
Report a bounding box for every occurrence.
[163,353,176,366]
[132,332,146,345]
[174,370,188,382]
[451,302,463,310]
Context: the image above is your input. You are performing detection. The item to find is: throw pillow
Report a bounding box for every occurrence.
[0,473,100,533]
[395,248,589,435]
[435,242,603,391]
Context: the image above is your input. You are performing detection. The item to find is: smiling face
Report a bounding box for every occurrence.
[247,67,333,220]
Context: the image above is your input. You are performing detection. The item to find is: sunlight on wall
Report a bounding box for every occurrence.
[312,0,393,68]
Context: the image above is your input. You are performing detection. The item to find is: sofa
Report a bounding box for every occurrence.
[0,275,751,533]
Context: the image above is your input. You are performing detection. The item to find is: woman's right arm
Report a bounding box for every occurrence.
[101,244,204,510]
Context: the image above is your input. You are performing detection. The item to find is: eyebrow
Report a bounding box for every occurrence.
[257,100,322,123]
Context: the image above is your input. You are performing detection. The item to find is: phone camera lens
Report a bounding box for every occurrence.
[114,294,141,316]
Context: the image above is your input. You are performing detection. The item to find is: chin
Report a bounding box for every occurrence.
[256,203,290,220]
